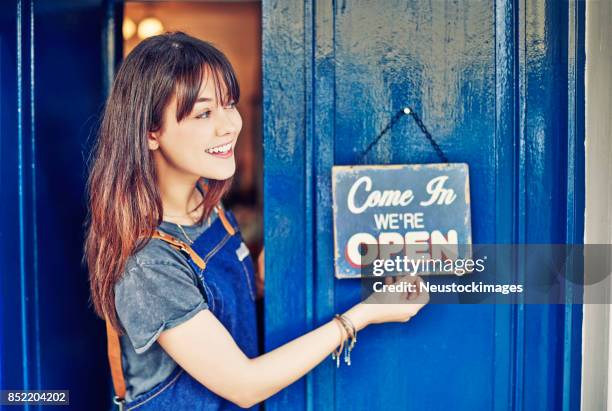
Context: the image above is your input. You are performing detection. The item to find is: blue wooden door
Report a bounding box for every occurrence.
[263,1,584,410]
[0,1,120,409]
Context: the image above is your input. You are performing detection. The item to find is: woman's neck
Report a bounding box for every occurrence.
[157,174,204,226]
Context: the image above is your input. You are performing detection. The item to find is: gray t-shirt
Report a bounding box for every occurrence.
[114,212,217,402]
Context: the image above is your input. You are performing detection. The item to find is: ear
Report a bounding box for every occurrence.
[147,131,160,150]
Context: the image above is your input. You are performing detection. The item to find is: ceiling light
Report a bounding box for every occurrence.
[122,17,136,40]
[137,17,164,40]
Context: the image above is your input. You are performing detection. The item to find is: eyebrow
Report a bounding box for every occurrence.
[193,95,233,106]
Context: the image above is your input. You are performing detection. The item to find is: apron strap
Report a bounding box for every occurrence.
[152,230,207,270]
[150,204,235,270]
[199,182,234,236]
[215,205,236,236]
[105,315,127,408]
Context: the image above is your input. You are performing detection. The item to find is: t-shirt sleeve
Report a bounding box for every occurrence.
[115,260,208,354]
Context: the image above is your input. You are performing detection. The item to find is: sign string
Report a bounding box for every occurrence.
[359,107,449,163]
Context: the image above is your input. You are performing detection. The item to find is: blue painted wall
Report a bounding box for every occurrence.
[263,0,584,410]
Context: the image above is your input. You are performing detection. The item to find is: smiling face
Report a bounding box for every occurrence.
[147,68,243,181]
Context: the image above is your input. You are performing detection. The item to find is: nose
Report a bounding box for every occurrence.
[215,107,239,137]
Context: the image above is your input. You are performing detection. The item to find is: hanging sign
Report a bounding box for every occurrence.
[332,163,472,279]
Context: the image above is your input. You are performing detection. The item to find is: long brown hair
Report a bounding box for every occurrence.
[85,32,239,333]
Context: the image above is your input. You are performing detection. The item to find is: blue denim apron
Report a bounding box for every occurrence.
[121,208,259,410]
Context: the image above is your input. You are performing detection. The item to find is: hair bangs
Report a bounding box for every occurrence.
[174,49,240,123]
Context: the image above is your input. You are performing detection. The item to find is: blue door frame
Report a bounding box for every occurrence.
[0,1,118,409]
[262,1,584,410]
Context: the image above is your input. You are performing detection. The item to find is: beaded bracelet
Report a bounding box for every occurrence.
[332,314,358,367]
[331,317,346,368]
[339,314,357,349]
[337,315,356,366]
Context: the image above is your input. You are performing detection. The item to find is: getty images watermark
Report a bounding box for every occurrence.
[358,244,612,304]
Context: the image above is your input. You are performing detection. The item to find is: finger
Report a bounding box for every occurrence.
[401,274,418,286]
[407,285,420,301]
[412,276,424,294]
[397,274,412,285]
[398,275,419,297]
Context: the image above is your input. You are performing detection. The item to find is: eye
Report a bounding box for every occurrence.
[224,101,237,109]
[196,110,212,119]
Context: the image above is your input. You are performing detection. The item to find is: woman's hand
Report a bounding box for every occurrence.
[343,275,429,329]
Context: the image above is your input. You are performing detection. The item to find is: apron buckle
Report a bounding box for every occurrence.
[113,395,126,411]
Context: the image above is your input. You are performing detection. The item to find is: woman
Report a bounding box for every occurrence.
[85,32,428,411]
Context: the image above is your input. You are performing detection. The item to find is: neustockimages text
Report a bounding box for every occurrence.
[372,281,524,295]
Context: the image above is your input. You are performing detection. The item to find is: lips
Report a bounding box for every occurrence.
[205,142,233,158]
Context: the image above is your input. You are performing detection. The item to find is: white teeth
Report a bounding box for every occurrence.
[206,143,232,154]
